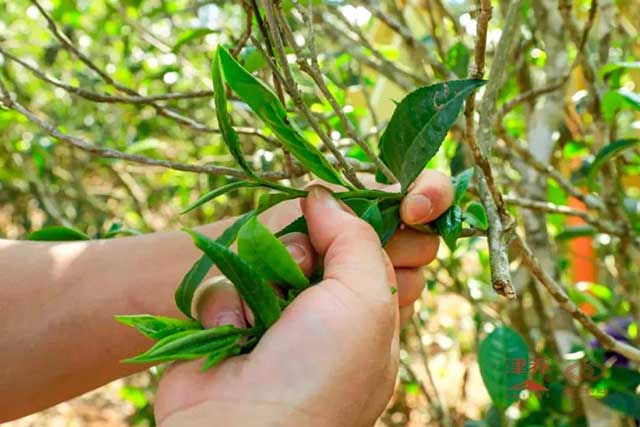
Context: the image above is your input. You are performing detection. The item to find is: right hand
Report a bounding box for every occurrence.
[155,186,400,427]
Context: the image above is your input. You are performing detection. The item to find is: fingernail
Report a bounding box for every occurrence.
[402,194,433,224]
[286,243,307,263]
[215,310,244,328]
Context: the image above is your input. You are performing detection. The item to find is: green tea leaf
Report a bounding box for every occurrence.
[237,216,309,290]
[587,139,639,188]
[212,49,256,178]
[445,42,470,78]
[185,228,282,329]
[201,343,242,371]
[182,181,256,214]
[217,46,346,186]
[555,225,596,241]
[174,255,214,319]
[276,216,308,237]
[125,326,243,363]
[378,80,486,190]
[435,205,463,250]
[343,198,384,239]
[463,202,488,230]
[174,211,256,318]
[173,28,216,52]
[379,201,401,246]
[256,192,302,213]
[217,210,257,247]
[28,226,90,241]
[478,326,529,409]
[452,168,474,204]
[115,314,202,340]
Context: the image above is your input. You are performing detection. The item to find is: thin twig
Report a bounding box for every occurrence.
[464,0,518,299]
[28,0,262,142]
[3,50,214,104]
[325,6,428,87]
[411,318,451,427]
[363,2,450,77]
[495,77,569,124]
[496,131,604,210]
[513,235,640,363]
[259,0,364,189]
[279,5,398,184]
[503,195,625,237]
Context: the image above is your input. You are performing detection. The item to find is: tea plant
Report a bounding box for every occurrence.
[116,45,487,369]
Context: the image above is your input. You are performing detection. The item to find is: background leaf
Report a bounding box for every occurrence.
[587,139,639,188]
[173,28,216,52]
[478,326,529,409]
[28,226,90,241]
[445,42,470,78]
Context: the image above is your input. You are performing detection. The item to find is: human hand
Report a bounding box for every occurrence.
[155,174,453,426]
[260,169,454,325]
[155,186,400,426]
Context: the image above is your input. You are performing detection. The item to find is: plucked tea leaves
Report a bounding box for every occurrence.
[174,211,256,318]
[184,228,282,330]
[237,216,309,290]
[115,315,201,340]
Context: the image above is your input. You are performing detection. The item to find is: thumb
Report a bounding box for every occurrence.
[301,186,396,304]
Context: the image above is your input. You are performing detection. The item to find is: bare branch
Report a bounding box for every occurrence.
[259,0,364,189]
[279,6,399,184]
[464,0,521,299]
[362,2,450,77]
[513,235,640,363]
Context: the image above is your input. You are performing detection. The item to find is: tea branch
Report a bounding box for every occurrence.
[278,4,399,184]
[502,195,626,238]
[27,0,253,144]
[258,0,364,189]
[361,2,450,78]
[464,0,517,299]
[495,132,605,210]
[512,236,640,363]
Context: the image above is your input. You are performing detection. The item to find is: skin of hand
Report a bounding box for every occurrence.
[155,171,454,427]
[0,170,451,422]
